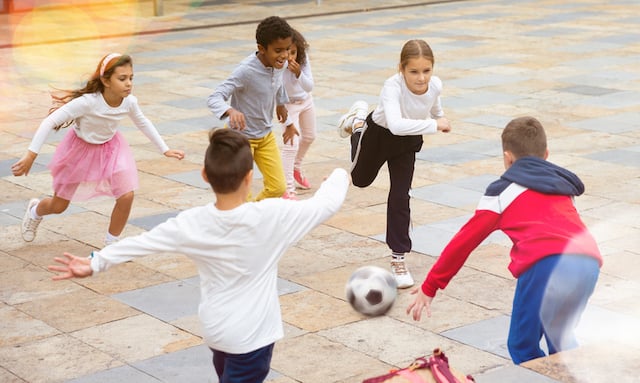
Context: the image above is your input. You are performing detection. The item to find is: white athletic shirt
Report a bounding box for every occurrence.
[371,73,444,136]
[90,168,350,354]
[28,92,169,154]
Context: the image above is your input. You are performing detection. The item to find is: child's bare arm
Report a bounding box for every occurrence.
[48,253,93,280]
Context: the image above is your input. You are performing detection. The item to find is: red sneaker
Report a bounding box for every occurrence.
[294,169,311,190]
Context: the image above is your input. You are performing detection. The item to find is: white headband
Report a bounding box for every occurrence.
[100,53,123,77]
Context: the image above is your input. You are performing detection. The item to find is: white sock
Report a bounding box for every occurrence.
[106,232,120,243]
[30,204,41,220]
[392,252,405,261]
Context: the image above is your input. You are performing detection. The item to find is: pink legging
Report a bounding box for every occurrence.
[281,95,316,193]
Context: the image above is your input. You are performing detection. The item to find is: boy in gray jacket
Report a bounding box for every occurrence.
[48,128,350,383]
[208,15,298,200]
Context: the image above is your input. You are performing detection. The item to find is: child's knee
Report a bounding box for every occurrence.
[117,191,135,204]
[351,173,374,188]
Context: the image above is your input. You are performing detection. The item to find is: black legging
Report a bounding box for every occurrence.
[350,113,423,254]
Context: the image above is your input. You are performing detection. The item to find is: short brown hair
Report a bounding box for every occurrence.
[204,128,253,194]
[502,116,547,159]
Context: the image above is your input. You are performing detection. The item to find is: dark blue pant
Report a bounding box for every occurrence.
[211,343,274,383]
[350,113,423,254]
[508,255,599,364]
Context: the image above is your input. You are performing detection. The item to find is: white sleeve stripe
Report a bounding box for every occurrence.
[477,183,527,213]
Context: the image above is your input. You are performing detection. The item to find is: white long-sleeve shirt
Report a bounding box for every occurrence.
[284,59,313,101]
[371,73,444,136]
[90,168,350,354]
[28,92,169,154]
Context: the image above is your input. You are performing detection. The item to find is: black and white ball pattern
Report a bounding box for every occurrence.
[346,265,397,316]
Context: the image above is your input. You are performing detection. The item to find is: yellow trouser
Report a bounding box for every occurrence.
[249,131,286,201]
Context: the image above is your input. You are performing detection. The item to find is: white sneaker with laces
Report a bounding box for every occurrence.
[337,100,368,138]
[21,198,42,242]
[390,260,415,289]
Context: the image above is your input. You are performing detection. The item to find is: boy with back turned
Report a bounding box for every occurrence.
[49,128,350,383]
[407,116,603,364]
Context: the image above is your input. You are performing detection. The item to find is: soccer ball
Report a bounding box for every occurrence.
[346,265,397,316]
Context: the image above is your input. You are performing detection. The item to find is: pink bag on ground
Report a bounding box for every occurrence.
[363,349,475,383]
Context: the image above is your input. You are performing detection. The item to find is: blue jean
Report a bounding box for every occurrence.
[211,343,274,383]
[508,255,600,364]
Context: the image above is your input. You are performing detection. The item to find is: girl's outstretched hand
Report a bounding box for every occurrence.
[406,287,434,321]
[48,252,93,280]
[164,149,185,160]
[11,151,37,176]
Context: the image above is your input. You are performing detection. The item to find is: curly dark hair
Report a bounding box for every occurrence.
[291,28,309,67]
[255,16,293,48]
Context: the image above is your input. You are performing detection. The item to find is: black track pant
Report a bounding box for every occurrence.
[350,113,423,254]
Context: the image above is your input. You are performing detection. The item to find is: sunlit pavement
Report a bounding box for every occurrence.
[1,1,639,382]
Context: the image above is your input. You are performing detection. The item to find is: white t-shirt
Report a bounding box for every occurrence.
[90,168,350,354]
[28,92,169,154]
[371,73,444,136]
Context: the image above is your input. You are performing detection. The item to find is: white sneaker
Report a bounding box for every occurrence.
[390,260,415,289]
[21,198,42,242]
[337,100,368,138]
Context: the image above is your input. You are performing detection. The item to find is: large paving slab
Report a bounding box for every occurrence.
[1,0,638,382]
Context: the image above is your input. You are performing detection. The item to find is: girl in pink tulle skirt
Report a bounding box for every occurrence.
[11,53,185,245]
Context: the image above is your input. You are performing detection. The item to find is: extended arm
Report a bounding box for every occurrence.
[49,253,93,280]
[13,99,84,176]
[407,209,499,321]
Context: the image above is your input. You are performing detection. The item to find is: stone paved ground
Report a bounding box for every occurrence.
[1,0,639,382]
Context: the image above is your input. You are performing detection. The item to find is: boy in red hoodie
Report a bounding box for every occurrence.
[406,116,602,364]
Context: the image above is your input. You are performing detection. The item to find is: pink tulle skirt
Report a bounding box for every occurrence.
[48,129,139,201]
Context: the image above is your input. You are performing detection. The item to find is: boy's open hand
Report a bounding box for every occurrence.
[226,108,246,130]
[276,105,288,123]
[48,252,93,280]
[406,287,434,321]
